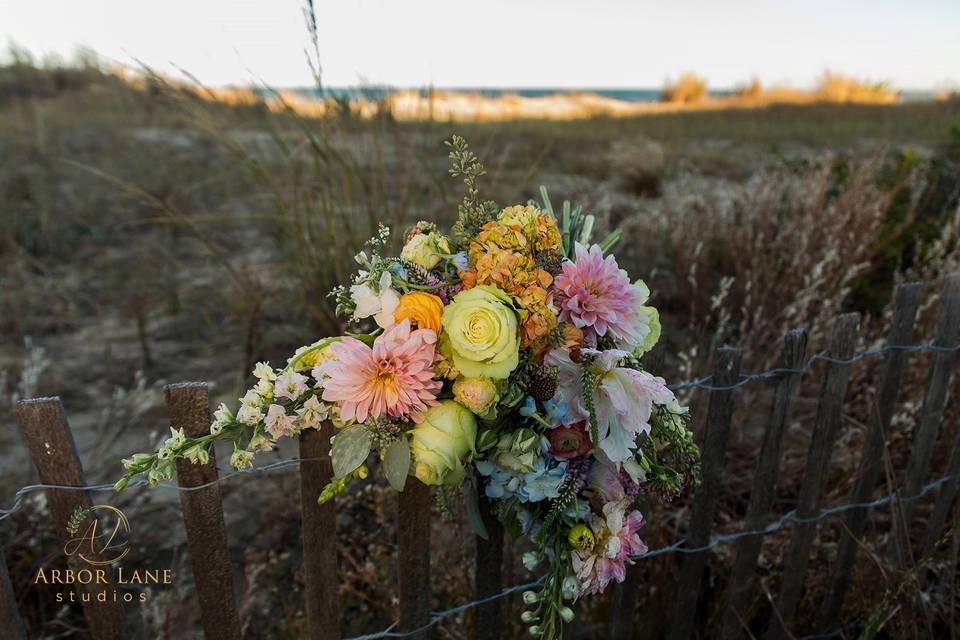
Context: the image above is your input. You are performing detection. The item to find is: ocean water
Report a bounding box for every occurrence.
[275,87,736,103]
[261,86,936,103]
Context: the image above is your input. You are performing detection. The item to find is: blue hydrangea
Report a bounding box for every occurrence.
[519,396,538,418]
[544,398,569,425]
[451,251,469,271]
[475,450,567,504]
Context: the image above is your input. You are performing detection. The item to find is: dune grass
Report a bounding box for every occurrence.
[1,59,960,638]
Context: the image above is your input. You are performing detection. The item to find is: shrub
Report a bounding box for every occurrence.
[815,71,898,104]
[661,72,708,104]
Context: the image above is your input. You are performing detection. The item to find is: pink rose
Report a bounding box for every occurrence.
[548,421,592,460]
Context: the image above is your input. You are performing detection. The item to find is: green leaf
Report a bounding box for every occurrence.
[539,185,554,216]
[382,437,410,491]
[578,214,595,246]
[599,229,623,252]
[462,480,489,540]
[331,425,372,479]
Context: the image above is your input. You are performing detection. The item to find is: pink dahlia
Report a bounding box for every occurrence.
[321,319,442,423]
[554,243,648,348]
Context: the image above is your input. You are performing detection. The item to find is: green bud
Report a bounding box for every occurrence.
[522,590,539,605]
[529,626,541,636]
[113,476,130,492]
[559,607,575,623]
[156,460,175,481]
[520,611,539,623]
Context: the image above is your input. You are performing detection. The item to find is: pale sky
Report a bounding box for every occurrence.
[2,0,958,89]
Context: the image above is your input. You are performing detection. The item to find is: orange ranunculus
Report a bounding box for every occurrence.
[395,292,444,334]
[564,323,585,362]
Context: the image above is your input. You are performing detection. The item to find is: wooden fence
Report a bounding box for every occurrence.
[3,274,960,639]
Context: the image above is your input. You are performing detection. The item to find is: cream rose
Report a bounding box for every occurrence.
[440,285,520,379]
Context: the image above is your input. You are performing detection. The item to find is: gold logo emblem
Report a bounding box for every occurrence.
[63,505,131,566]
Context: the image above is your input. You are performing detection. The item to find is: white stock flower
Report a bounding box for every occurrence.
[237,404,264,426]
[296,395,328,429]
[240,389,262,408]
[252,362,277,381]
[230,448,255,470]
[350,271,400,328]
[264,404,297,438]
[274,371,308,401]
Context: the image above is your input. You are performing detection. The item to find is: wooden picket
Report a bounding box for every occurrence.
[900,274,960,528]
[767,313,861,637]
[5,275,960,639]
[398,482,433,638]
[610,496,650,640]
[15,397,127,640]
[299,423,341,640]
[819,282,921,629]
[721,329,808,640]
[0,548,26,640]
[668,346,743,640]
[475,497,505,640]
[166,383,242,640]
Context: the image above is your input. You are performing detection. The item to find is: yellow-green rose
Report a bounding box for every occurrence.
[410,400,477,486]
[452,376,499,417]
[635,306,660,356]
[632,279,660,357]
[441,285,520,379]
[401,232,452,270]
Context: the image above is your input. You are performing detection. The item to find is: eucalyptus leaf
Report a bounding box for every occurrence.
[383,437,411,491]
[331,425,372,479]
[462,480,489,540]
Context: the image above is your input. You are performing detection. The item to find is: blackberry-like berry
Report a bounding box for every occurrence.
[527,365,559,402]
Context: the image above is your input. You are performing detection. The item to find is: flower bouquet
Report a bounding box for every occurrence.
[117,136,700,638]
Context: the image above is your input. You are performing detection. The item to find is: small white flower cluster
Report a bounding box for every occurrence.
[220,360,332,470]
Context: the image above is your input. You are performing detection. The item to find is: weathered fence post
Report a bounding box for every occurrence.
[0,548,26,640]
[474,496,504,640]
[299,422,341,640]
[924,429,960,556]
[610,496,649,640]
[917,275,960,557]
[721,329,808,640]
[398,481,432,638]
[15,397,126,640]
[899,274,960,532]
[165,383,241,640]
[767,313,860,638]
[668,346,742,640]
[819,283,921,629]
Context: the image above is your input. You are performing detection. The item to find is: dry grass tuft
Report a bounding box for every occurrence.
[661,72,710,104]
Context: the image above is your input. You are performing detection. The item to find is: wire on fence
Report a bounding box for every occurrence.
[339,469,959,640]
[667,340,959,392]
[2,338,956,638]
[3,457,955,639]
